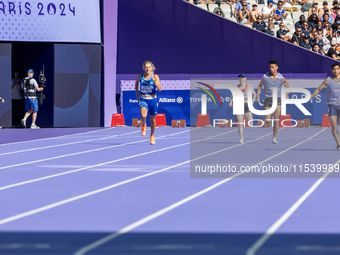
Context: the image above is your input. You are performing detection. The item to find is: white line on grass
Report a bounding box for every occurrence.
[73,128,326,255]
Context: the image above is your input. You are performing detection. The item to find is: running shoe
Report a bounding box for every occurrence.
[335,145,340,151]
[272,138,278,144]
[30,124,40,129]
[150,135,155,145]
[141,125,146,136]
[240,138,244,144]
[21,118,26,128]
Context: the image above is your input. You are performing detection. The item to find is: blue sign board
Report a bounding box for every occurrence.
[123,88,327,126]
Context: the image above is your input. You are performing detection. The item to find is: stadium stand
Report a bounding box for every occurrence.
[186,0,340,58]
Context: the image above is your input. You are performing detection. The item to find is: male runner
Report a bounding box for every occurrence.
[256,60,290,144]
[311,63,340,151]
[229,73,256,144]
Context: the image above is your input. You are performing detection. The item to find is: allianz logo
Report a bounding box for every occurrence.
[129,97,183,104]
[160,97,183,104]
[159,98,176,103]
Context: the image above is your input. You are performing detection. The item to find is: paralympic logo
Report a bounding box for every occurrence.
[196,82,223,106]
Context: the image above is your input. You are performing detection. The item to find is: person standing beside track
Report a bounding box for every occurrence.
[21,69,44,129]
[229,73,256,144]
[135,61,162,145]
[311,63,340,151]
[256,60,290,144]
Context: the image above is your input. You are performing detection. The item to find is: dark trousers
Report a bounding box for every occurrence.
[12,99,25,127]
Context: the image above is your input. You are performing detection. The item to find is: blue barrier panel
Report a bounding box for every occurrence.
[123,90,190,126]
[123,89,326,126]
[190,89,326,125]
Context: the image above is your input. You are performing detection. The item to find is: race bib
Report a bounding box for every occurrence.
[141,86,153,94]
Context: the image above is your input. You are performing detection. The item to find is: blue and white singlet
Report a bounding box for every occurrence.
[140,73,156,98]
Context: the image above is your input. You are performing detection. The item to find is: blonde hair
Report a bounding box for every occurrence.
[142,61,156,72]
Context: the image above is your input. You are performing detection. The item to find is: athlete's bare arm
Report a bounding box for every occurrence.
[256,79,263,101]
[229,93,233,107]
[310,78,327,100]
[153,74,162,91]
[135,74,142,102]
[249,84,256,104]
[283,77,290,98]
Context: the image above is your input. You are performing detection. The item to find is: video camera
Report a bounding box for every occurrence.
[37,65,46,105]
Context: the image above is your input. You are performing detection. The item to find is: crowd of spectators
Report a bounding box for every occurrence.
[187,0,340,59]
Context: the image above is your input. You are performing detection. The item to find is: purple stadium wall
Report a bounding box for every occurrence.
[117,0,337,76]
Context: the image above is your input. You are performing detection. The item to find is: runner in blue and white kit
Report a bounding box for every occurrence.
[311,63,340,151]
[256,60,290,144]
[135,61,162,145]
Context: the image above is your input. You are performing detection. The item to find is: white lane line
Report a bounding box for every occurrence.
[0,130,142,157]
[0,129,241,224]
[0,129,194,172]
[0,128,114,147]
[73,128,326,255]
[0,128,116,147]
[0,128,218,191]
[246,157,339,255]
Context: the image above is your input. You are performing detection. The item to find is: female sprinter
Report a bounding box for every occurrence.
[228,73,256,144]
[135,61,162,145]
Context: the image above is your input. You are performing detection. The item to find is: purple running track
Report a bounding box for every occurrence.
[0,127,339,255]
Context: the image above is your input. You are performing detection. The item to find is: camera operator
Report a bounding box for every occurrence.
[21,69,44,129]
[11,71,24,128]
